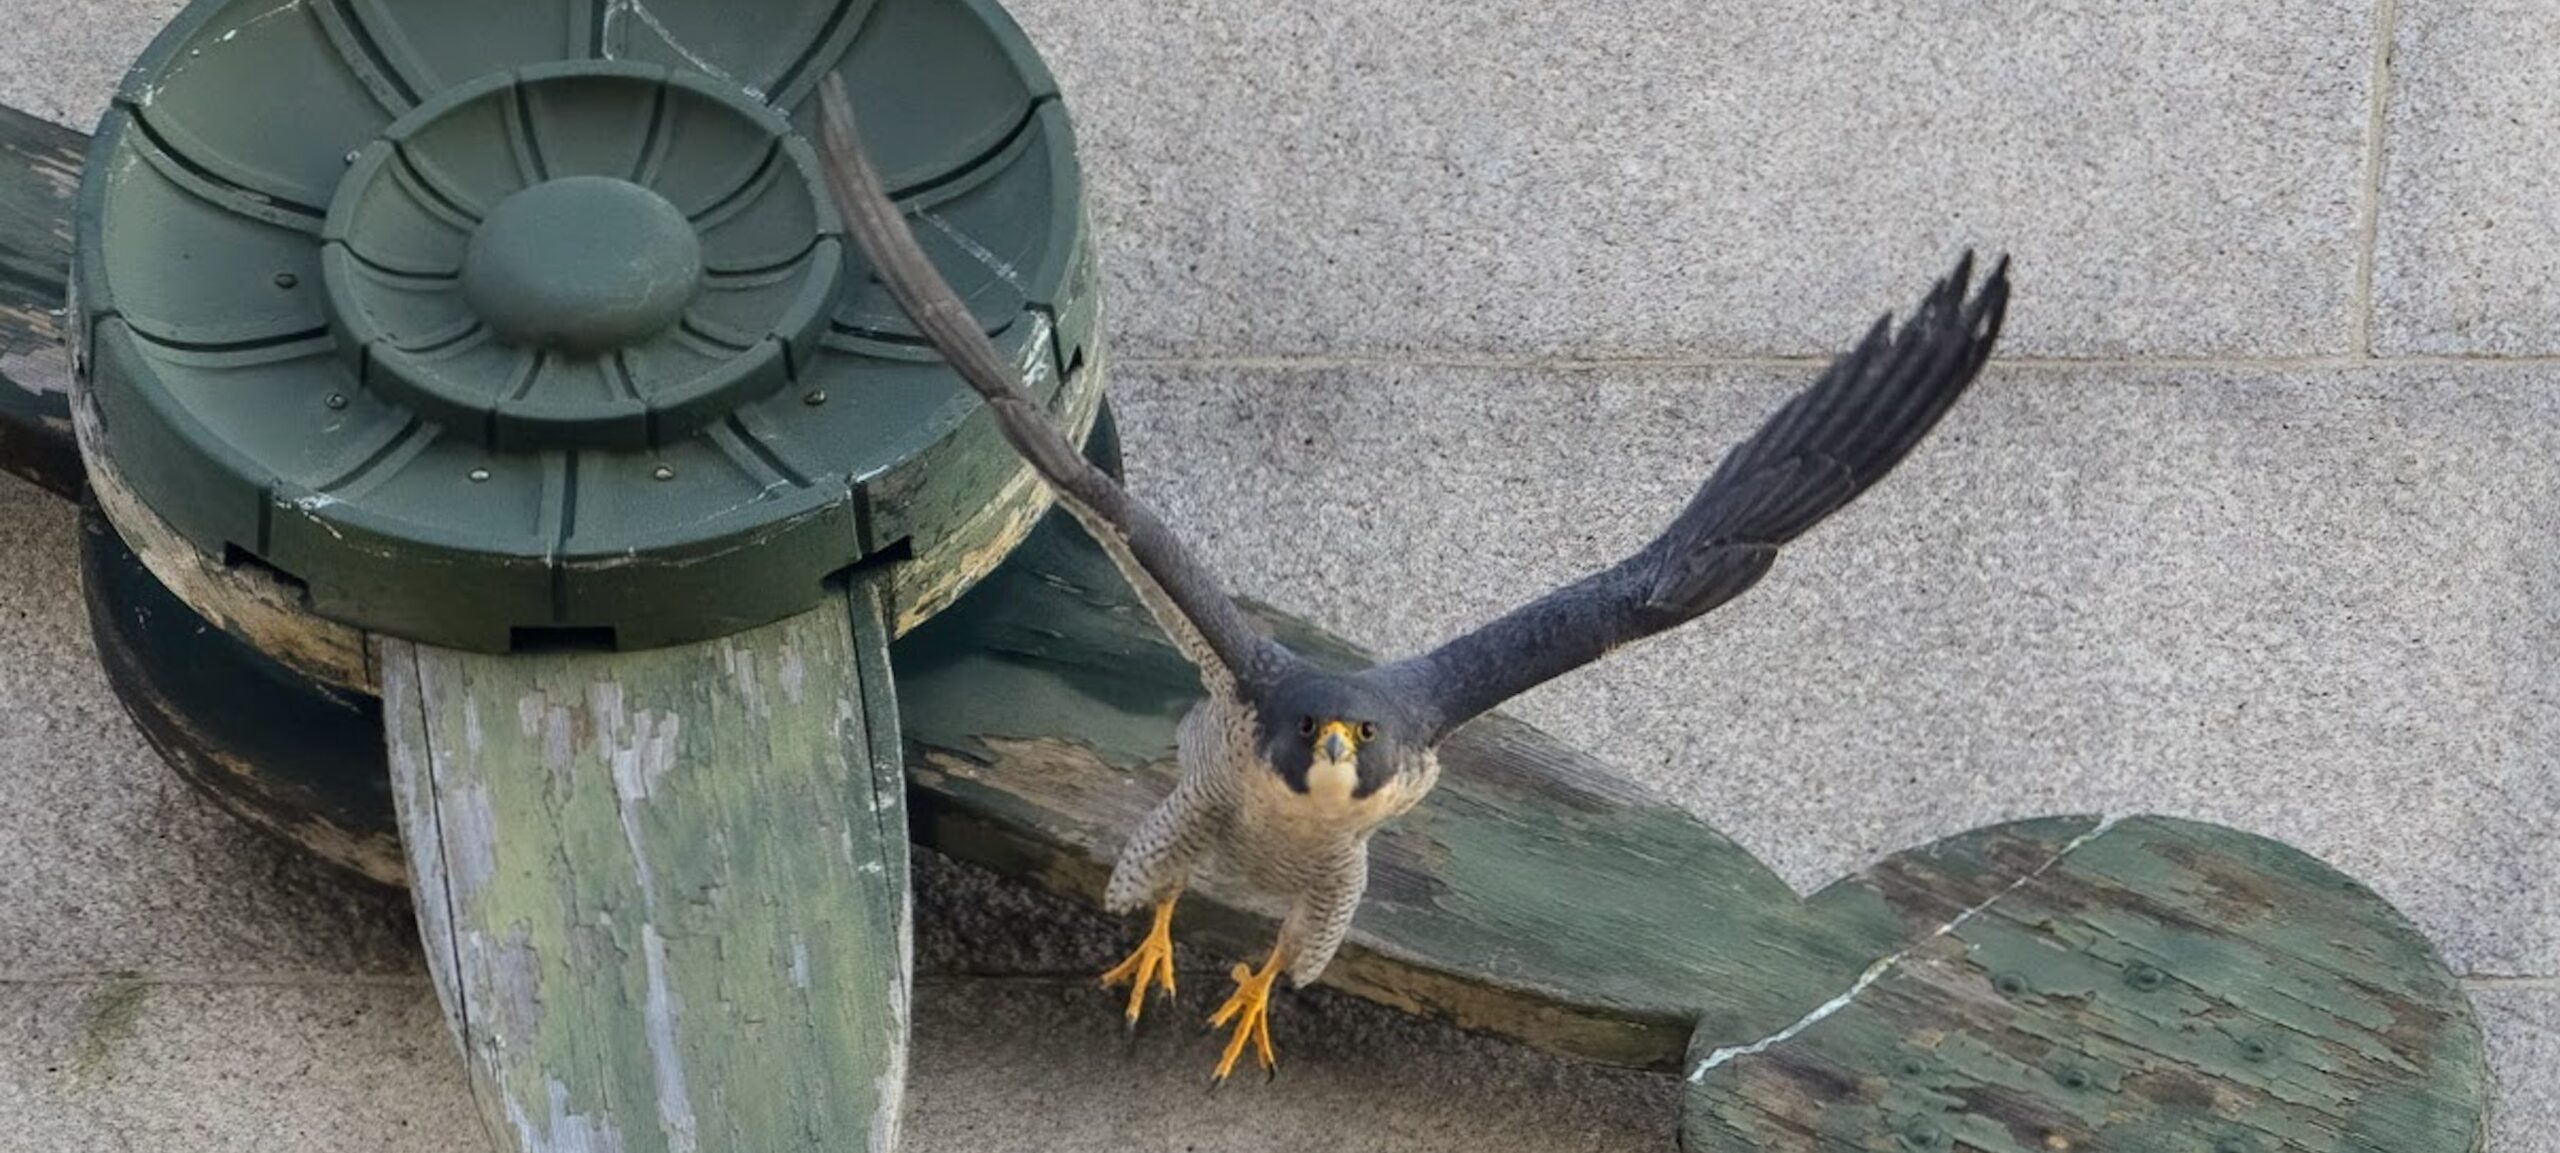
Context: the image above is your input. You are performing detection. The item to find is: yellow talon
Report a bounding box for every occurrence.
[1099,896,1180,1027]
[1207,947,1284,1083]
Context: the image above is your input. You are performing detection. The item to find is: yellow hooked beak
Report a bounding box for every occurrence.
[1315,720,1358,765]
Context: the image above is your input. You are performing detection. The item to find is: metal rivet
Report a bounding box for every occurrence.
[802,389,827,406]
[2125,964,2165,991]
[1994,973,2028,997]
[345,149,361,164]
[324,393,347,410]
[468,468,490,483]
[652,464,676,481]
[274,272,298,289]
[2057,1067,2091,1090]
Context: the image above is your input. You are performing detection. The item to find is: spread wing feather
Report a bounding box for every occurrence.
[814,78,1284,695]
[1375,254,2010,743]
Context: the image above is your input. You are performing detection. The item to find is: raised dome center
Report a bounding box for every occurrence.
[462,176,703,353]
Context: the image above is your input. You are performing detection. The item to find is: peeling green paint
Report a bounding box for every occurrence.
[383,583,909,1153]
[1681,818,2489,1152]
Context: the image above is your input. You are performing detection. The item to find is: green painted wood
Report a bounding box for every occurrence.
[69,0,1093,653]
[383,581,912,1153]
[893,513,2490,1149]
[1685,816,2488,1152]
[0,102,79,500]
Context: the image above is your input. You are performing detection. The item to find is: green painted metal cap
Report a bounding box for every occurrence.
[74,0,1098,652]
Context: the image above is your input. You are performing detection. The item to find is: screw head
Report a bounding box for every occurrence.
[2124,964,2166,991]
[274,271,299,290]
[2239,1037,2272,1062]
[324,393,348,410]
[468,468,490,483]
[802,389,827,406]
[652,464,676,481]
[1899,1058,1926,1076]
[2057,1067,2091,1090]
[1993,972,2028,997]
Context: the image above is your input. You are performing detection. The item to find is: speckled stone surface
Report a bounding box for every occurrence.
[2372,0,2560,355]
[1003,0,2376,360]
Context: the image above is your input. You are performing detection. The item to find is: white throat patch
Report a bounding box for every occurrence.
[1305,756,1360,805]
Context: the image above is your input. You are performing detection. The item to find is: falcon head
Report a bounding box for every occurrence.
[1259,674,1413,804]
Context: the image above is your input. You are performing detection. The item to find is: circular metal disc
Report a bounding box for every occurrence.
[74,0,1099,651]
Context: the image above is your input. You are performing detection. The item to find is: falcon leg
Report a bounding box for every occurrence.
[1206,943,1285,1085]
[1099,893,1180,1029]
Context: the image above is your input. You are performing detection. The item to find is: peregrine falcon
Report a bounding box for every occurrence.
[816,78,2010,1084]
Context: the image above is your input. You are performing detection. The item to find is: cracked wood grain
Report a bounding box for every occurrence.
[383,582,912,1153]
[0,101,80,499]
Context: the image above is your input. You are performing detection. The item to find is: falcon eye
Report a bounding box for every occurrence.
[1297,716,1315,736]
[1357,722,1378,742]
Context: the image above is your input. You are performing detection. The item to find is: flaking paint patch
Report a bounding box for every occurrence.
[78,429,371,691]
[505,1077,629,1153]
[608,709,681,803]
[779,643,807,704]
[1016,315,1054,388]
[1687,816,2123,1083]
[608,712,678,906]
[589,681,626,742]
[447,780,500,901]
[639,924,700,1153]
[883,360,1100,634]
[599,0,761,100]
[790,935,811,990]
[138,0,306,105]
[872,969,909,1153]
[488,926,545,1042]
[722,638,766,716]
[542,703,576,773]
[924,212,1026,291]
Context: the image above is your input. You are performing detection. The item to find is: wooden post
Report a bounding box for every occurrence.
[381,582,912,1153]
[0,102,80,501]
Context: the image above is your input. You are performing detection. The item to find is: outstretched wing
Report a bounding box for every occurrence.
[1374,254,2010,744]
[814,78,1284,696]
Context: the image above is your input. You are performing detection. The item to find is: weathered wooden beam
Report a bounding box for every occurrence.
[893,514,2490,1150]
[382,583,913,1153]
[0,103,81,501]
